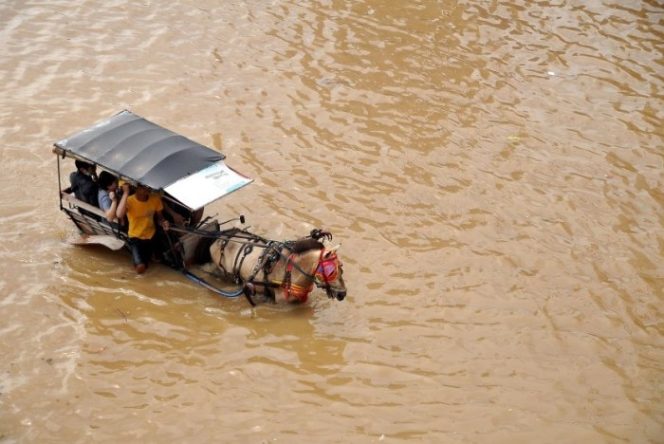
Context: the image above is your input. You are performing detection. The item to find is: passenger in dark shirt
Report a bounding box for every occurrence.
[68,160,99,207]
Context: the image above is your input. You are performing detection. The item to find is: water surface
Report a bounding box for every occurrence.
[0,1,662,442]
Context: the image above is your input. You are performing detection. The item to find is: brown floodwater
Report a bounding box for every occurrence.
[1,1,662,442]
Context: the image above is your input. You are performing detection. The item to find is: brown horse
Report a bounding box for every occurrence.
[207,229,346,304]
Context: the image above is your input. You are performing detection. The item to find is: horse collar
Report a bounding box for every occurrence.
[281,252,319,303]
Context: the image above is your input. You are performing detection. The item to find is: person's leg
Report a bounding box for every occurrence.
[150,229,181,267]
[129,238,148,274]
[140,238,154,269]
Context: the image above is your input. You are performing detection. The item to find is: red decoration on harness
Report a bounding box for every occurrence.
[282,253,314,303]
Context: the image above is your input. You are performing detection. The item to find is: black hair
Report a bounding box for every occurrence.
[98,171,118,190]
[75,159,92,170]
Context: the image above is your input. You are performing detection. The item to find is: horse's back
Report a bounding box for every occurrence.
[209,234,267,279]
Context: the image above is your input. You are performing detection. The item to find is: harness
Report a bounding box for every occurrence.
[281,253,316,303]
[173,225,341,305]
[218,240,327,304]
[216,231,263,282]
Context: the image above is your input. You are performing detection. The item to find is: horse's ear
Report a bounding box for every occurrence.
[326,244,340,256]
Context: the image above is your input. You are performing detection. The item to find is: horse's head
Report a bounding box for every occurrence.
[314,246,346,301]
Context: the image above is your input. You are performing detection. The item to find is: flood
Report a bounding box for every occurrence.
[0,0,662,442]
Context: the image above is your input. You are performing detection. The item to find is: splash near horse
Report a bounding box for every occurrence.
[205,228,346,305]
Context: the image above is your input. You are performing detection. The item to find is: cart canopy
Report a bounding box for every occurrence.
[54,110,251,209]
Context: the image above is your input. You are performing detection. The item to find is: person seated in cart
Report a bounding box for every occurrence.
[64,159,99,207]
[116,183,170,274]
[97,171,122,223]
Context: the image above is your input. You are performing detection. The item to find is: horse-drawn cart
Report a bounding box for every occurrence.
[54,110,346,305]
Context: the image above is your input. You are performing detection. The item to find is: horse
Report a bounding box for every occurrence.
[205,228,346,305]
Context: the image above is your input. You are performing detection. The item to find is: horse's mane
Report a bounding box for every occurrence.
[289,238,324,254]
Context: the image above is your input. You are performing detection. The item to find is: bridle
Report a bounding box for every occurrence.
[314,250,343,299]
[231,245,344,304]
[278,249,344,302]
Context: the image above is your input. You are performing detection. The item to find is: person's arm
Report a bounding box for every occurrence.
[154,196,170,231]
[104,191,119,222]
[65,172,78,195]
[116,184,130,219]
[155,210,169,231]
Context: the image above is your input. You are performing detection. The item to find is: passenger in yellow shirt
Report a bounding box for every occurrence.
[116,183,170,274]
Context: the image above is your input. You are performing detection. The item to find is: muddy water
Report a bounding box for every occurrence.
[1,1,662,442]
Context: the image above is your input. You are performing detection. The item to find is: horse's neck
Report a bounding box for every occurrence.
[272,248,320,282]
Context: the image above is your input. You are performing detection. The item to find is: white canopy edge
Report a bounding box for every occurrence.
[164,161,252,210]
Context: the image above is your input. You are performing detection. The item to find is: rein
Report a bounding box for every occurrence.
[168,225,269,244]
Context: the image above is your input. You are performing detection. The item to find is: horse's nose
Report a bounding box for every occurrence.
[336,291,346,301]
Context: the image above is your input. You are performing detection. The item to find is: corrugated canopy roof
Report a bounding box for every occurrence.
[54,110,225,190]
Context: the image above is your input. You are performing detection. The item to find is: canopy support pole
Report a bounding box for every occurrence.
[57,154,63,211]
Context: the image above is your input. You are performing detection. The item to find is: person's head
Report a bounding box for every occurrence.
[97,171,118,191]
[74,159,94,174]
[135,185,150,200]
